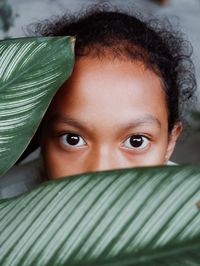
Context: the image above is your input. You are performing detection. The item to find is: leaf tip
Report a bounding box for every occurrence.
[70,36,76,51]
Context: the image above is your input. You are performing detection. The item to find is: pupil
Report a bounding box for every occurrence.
[67,134,79,145]
[130,135,143,147]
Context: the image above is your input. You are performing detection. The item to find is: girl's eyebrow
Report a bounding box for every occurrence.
[47,114,161,131]
[124,115,161,130]
[47,114,87,132]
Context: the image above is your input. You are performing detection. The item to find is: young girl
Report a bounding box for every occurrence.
[0,6,196,196]
[38,7,196,179]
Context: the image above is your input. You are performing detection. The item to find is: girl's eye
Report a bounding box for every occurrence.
[60,133,86,147]
[123,135,150,149]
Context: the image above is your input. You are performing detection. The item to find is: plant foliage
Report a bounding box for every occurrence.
[0,36,199,266]
[0,166,200,265]
[0,36,74,176]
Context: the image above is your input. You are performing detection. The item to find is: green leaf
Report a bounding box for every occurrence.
[0,36,75,176]
[0,165,200,265]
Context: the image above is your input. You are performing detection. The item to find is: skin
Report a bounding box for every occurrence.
[40,57,182,179]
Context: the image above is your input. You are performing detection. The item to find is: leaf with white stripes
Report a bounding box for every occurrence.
[0,36,74,176]
[0,165,200,265]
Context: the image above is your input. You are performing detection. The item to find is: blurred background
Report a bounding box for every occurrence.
[0,0,200,164]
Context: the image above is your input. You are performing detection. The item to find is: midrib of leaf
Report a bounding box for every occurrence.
[0,166,199,265]
[86,242,200,266]
[109,241,200,266]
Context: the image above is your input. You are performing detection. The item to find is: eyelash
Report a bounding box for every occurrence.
[58,132,151,151]
[59,132,86,148]
[122,134,151,150]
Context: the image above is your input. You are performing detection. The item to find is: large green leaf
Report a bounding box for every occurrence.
[0,165,200,265]
[0,36,74,176]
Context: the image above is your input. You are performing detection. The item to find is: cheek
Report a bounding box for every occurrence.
[41,141,56,179]
[126,133,169,166]
[41,138,85,179]
[40,136,61,179]
[149,135,169,164]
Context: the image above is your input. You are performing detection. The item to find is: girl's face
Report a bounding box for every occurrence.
[41,57,181,179]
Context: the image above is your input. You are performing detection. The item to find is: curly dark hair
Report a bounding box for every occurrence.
[31,5,196,133]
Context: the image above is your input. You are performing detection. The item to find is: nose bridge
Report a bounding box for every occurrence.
[86,146,118,172]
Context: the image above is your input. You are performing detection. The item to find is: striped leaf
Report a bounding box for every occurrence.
[0,36,74,176]
[0,165,200,265]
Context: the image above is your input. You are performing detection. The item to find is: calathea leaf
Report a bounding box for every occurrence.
[0,165,200,265]
[0,36,75,176]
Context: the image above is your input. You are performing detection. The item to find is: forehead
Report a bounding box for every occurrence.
[47,57,168,126]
